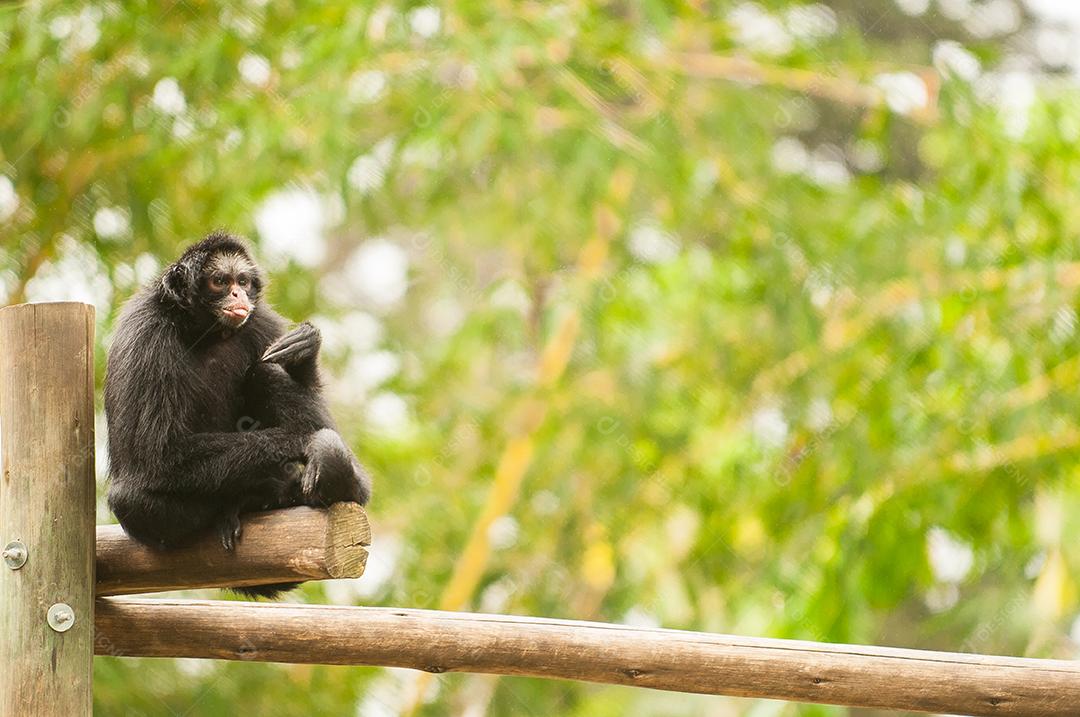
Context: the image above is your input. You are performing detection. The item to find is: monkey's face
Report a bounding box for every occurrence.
[201,250,260,329]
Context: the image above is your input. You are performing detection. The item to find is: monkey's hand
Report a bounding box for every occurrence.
[300,428,372,507]
[261,322,321,368]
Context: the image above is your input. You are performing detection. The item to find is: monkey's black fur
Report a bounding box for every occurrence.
[105,232,371,598]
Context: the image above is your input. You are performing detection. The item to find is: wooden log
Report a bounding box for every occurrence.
[96,504,370,596]
[0,302,96,717]
[95,599,1080,716]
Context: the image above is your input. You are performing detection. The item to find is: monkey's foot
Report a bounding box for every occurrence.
[261,322,321,366]
[218,512,242,551]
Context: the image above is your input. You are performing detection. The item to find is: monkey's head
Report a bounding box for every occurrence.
[159,232,266,332]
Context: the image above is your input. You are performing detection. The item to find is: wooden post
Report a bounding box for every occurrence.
[95,599,1080,717]
[96,504,370,596]
[0,302,95,717]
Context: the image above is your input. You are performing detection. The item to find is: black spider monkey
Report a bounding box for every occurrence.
[105,231,371,597]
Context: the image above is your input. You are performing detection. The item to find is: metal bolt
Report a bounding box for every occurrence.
[3,540,27,569]
[47,603,75,633]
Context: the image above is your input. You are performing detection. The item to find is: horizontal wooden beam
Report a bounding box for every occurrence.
[94,598,1080,716]
[95,504,369,596]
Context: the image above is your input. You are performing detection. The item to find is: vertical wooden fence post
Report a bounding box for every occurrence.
[0,302,95,716]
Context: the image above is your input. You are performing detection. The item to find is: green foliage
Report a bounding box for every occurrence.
[3,1,1079,715]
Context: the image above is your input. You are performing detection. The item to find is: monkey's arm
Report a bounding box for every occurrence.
[161,427,309,497]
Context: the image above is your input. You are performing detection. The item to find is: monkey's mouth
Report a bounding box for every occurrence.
[221,305,252,325]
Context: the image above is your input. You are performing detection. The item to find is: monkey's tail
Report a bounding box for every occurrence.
[229,582,301,600]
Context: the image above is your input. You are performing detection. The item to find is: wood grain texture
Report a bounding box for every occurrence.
[95,598,1080,716]
[1,302,95,717]
[96,504,370,596]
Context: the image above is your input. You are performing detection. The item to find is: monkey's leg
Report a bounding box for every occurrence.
[243,362,334,433]
[244,363,372,507]
[300,428,372,506]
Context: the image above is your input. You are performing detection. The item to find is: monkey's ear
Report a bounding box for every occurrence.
[160,262,195,308]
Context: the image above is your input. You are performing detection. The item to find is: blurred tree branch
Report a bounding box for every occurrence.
[399,168,635,716]
[661,52,939,125]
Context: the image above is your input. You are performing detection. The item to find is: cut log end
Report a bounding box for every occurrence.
[326,502,372,579]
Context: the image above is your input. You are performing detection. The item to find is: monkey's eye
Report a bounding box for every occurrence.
[208,275,228,292]
[237,275,250,288]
